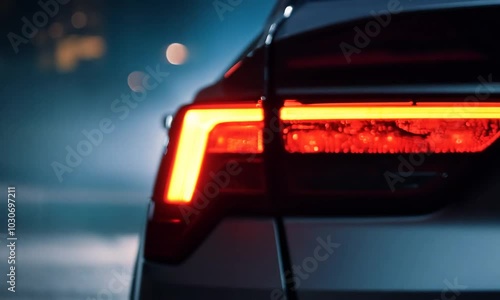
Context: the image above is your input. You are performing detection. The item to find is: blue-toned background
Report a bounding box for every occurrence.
[0,1,274,298]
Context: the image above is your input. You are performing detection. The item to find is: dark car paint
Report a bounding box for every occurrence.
[133,0,500,299]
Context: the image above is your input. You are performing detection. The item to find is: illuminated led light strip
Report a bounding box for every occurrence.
[166,107,263,204]
[167,102,500,203]
[281,102,500,154]
[224,61,242,78]
[281,103,500,120]
[283,100,414,107]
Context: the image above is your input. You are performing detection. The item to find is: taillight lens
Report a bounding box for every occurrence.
[278,100,500,207]
[165,105,263,204]
[281,102,500,154]
[147,100,500,262]
[163,100,500,205]
[207,123,263,154]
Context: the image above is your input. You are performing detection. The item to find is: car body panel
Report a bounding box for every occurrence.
[197,0,500,102]
[133,0,500,298]
[136,218,285,299]
[284,178,500,299]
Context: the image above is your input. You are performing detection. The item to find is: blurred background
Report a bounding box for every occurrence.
[0,0,274,298]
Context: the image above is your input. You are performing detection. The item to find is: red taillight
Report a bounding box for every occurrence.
[164,101,500,204]
[165,104,263,204]
[281,102,500,154]
[207,123,263,154]
[148,99,500,262]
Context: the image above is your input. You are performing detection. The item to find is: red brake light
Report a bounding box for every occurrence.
[281,102,500,154]
[207,123,263,154]
[165,105,263,204]
[148,99,500,263]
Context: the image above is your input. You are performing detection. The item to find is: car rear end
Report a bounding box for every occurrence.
[132,0,500,299]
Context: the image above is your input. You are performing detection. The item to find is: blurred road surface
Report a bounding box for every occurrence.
[0,185,148,300]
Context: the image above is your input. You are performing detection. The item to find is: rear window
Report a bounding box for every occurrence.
[274,5,500,87]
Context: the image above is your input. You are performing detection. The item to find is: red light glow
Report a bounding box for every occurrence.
[281,102,500,154]
[165,105,263,204]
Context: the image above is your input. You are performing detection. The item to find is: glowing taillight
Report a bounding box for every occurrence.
[207,123,263,153]
[165,105,263,204]
[149,100,500,263]
[164,101,500,203]
[281,102,500,154]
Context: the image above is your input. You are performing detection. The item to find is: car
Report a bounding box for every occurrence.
[131,0,500,299]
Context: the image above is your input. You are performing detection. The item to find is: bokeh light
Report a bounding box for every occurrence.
[127,71,147,92]
[55,36,106,72]
[48,22,64,39]
[166,43,188,65]
[71,12,88,29]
